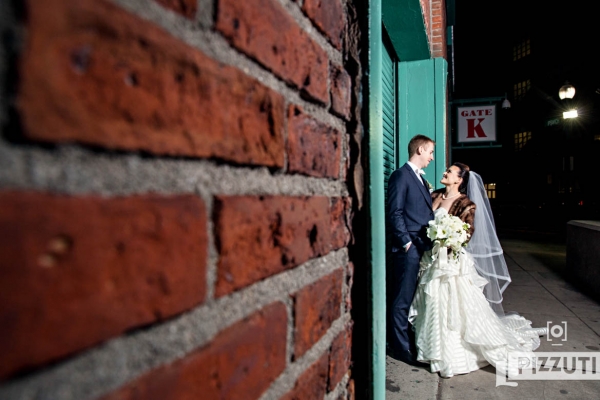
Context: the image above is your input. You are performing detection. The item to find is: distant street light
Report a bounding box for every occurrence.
[559,82,576,100]
[559,82,577,119]
[502,92,511,109]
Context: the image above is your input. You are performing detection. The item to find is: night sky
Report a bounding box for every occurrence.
[452,1,598,100]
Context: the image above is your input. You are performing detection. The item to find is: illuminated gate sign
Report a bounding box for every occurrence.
[457,105,497,143]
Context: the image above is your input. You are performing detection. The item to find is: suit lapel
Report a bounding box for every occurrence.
[404,164,432,208]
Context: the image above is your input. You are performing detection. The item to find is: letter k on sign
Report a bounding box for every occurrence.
[466,118,487,138]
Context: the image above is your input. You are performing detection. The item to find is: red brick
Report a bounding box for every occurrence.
[294,269,343,358]
[154,0,197,19]
[328,322,353,391]
[281,352,329,400]
[420,0,430,20]
[432,15,442,23]
[216,0,329,104]
[102,302,287,400]
[330,197,351,250]
[214,196,331,296]
[302,0,345,50]
[330,64,352,121]
[0,191,207,380]
[432,44,445,54]
[19,0,284,167]
[287,105,341,178]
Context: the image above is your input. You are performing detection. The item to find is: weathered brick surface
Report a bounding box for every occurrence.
[420,0,430,35]
[102,302,287,400]
[330,64,352,120]
[302,0,345,50]
[214,196,331,296]
[430,0,446,58]
[19,0,284,166]
[154,0,197,19]
[216,0,329,104]
[293,269,343,358]
[330,197,351,250]
[281,352,329,400]
[328,323,353,391]
[0,191,207,380]
[287,105,341,178]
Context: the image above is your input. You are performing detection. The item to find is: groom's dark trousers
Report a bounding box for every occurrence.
[387,163,433,355]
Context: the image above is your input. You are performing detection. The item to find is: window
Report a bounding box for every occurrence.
[513,80,531,100]
[485,183,496,199]
[513,38,531,61]
[514,131,532,151]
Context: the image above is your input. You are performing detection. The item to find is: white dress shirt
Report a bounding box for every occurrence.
[407,161,424,185]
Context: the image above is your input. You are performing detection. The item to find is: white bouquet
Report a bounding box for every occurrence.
[426,212,471,259]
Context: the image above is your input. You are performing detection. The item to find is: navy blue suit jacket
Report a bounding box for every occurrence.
[387,163,434,252]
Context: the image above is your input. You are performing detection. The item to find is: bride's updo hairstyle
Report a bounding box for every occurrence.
[452,162,470,194]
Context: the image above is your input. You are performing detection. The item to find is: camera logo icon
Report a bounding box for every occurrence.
[546,321,567,345]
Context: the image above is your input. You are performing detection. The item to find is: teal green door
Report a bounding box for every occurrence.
[382,35,397,351]
[398,59,448,188]
[382,35,397,242]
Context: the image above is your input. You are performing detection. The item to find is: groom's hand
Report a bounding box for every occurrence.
[404,242,412,252]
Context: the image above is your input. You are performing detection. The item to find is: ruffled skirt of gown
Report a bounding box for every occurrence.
[408,245,542,378]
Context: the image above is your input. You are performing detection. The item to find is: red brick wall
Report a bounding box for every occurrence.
[0,0,359,398]
[431,0,447,58]
[422,0,447,59]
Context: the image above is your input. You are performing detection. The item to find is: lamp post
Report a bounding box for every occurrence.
[559,82,577,119]
[502,93,511,109]
[559,82,576,100]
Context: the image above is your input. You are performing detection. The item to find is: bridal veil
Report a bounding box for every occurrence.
[466,171,511,316]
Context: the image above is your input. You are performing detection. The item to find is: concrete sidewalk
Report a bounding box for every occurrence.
[386,237,600,399]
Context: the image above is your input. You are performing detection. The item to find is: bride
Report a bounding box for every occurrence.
[408,162,546,378]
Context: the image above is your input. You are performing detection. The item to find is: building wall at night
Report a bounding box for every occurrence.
[450,2,599,234]
[497,4,600,233]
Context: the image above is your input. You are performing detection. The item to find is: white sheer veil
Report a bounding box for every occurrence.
[466,171,511,316]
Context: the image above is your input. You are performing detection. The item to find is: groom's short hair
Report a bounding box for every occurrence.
[408,134,435,157]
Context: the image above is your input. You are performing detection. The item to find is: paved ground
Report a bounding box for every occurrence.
[386,236,600,399]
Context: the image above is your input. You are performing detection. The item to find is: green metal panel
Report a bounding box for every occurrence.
[382,44,396,197]
[446,0,456,26]
[382,0,430,61]
[382,39,397,329]
[398,58,448,189]
[367,0,386,398]
[397,60,434,165]
[433,58,448,189]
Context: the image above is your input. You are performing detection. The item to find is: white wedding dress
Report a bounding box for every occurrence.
[408,207,542,378]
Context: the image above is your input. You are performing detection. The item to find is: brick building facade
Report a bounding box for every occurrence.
[0,0,449,399]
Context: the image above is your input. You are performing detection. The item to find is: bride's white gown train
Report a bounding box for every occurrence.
[408,208,542,378]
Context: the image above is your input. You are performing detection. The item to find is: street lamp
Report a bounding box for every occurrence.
[559,82,577,119]
[501,92,511,109]
[559,82,576,100]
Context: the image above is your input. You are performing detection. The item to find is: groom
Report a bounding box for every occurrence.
[387,134,435,365]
